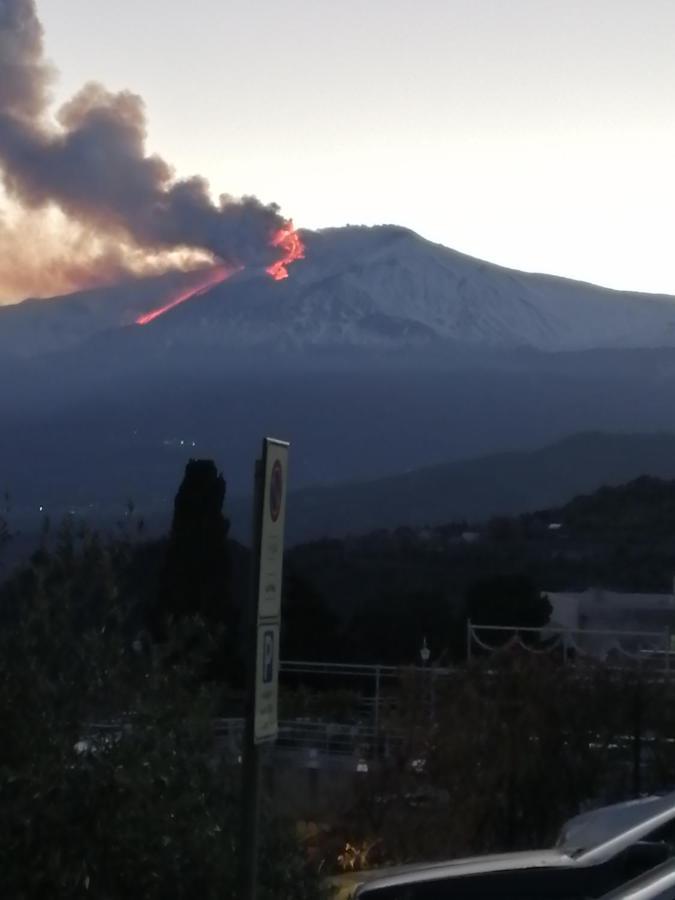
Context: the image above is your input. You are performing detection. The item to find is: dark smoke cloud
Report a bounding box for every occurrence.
[0,0,51,119]
[0,0,286,271]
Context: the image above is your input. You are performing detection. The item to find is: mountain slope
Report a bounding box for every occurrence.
[6,341,675,530]
[3,226,675,358]
[0,269,202,358]
[289,228,675,351]
[271,432,675,542]
[5,227,675,527]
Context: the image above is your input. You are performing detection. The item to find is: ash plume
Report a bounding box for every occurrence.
[0,206,210,303]
[0,0,50,119]
[0,0,287,292]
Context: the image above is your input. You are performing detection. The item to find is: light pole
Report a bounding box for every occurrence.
[420,637,434,723]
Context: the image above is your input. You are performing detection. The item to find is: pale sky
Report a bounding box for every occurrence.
[34,0,675,294]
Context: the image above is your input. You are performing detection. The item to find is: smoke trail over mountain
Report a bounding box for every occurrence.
[0,206,211,302]
[0,0,290,300]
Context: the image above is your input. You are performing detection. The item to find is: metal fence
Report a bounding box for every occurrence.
[89,635,675,770]
[211,715,403,769]
[466,621,675,670]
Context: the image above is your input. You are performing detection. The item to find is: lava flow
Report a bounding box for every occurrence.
[136,265,238,325]
[136,222,305,325]
[266,222,305,281]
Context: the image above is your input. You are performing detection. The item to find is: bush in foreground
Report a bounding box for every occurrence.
[0,524,324,899]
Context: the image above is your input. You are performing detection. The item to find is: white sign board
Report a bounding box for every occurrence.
[257,439,289,622]
[253,438,288,744]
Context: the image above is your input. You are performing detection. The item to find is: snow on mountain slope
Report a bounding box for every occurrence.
[3,225,675,357]
[291,226,675,351]
[0,269,208,358]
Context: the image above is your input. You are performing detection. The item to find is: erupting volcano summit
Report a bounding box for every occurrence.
[135,223,305,325]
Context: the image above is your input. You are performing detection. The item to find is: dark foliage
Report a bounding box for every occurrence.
[0,523,325,900]
[345,589,462,665]
[151,459,242,682]
[283,475,675,664]
[465,573,553,630]
[281,569,340,662]
[156,459,231,625]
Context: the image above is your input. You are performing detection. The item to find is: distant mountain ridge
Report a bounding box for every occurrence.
[268,432,675,542]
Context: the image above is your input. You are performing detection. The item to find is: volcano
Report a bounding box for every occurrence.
[3,225,675,360]
[5,225,675,532]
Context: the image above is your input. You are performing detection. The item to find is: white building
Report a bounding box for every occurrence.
[544,586,675,660]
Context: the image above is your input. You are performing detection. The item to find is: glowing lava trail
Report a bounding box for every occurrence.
[136,265,238,325]
[136,222,304,325]
[266,222,305,281]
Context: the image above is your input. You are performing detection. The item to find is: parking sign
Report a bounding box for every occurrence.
[254,623,280,743]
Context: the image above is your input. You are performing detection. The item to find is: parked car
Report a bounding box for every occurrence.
[328,792,675,899]
[557,797,665,851]
[598,857,675,899]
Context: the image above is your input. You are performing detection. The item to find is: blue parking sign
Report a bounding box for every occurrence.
[255,622,279,743]
[263,629,275,684]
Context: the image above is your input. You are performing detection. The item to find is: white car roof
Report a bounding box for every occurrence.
[559,796,665,853]
[574,792,675,865]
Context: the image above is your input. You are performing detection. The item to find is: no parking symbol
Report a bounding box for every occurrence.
[269,459,283,523]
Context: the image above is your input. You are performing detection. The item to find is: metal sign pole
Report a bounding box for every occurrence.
[240,458,264,900]
[239,438,289,900]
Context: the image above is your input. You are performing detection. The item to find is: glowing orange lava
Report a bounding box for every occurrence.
[136,264,237,325]
[135,222,304,325]
[266,222,305,281]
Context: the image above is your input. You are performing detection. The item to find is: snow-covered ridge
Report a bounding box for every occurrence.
[3,225,675,358]
[291,226,675,351]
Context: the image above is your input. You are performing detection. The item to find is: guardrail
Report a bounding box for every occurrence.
[212,716,403,764]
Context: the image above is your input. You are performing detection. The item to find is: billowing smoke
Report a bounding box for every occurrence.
[0,0,50,120]
[0,0,288,300]
[0,206,211,302]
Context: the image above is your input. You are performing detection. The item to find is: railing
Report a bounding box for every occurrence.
[279,659,443,736]
[466,621,675,670]
[88,639,675,770]
[211,716,403,767]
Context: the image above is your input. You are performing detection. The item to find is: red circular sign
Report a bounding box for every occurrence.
[269,459,283,522]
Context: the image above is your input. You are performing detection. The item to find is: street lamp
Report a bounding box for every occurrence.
[420,637,435,723]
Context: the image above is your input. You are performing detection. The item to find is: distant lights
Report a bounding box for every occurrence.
[162,437,198,448]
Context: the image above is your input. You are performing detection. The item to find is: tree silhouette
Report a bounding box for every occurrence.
[152,461,237,666]
[466,574,552,631]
